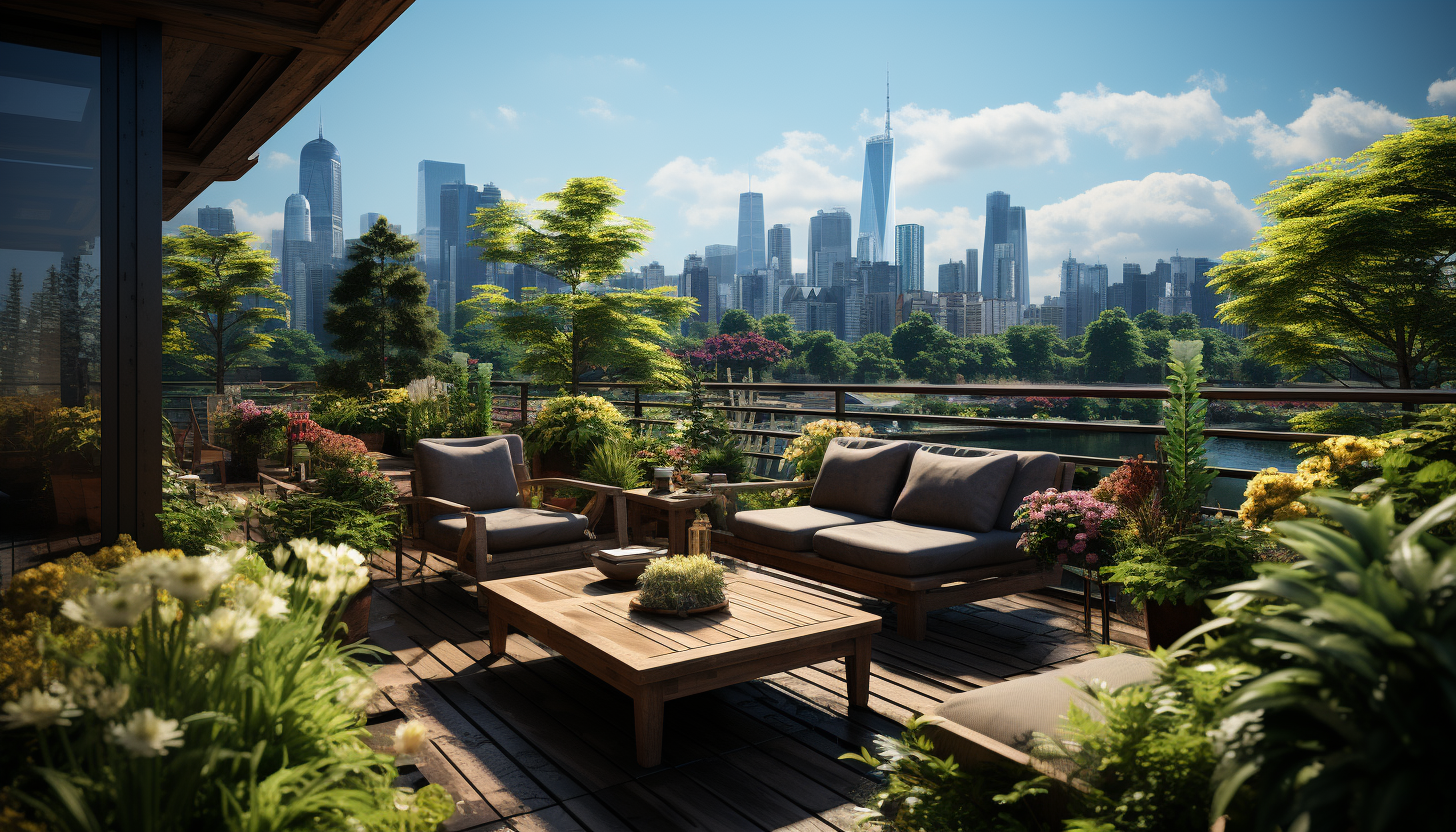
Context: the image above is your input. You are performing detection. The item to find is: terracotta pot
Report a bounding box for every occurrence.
[1143,599,1203,649]
[51,471,102,532]
[353,432,386,453]
[338,590,372,644]
[544,496,579,511]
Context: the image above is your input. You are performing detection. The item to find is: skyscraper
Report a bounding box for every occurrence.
[1081,263,1108,333]
[980,193,1028,311]
[767,224,792,286]
[993,243,1017,303]
[682,253,714,333]
[858,78,895,260]
[438,182,503,331]
[736,192,766,277]
[197,205,235,237]
[895,223,925,292]
[1149,259,1172,315]
[282,194,311,333]
[1190,257,1224,328]
[642,261,667,290]
[964,249,978,295]
[1121,263,1147,317]
[938,260,966,294]
[704,244,737,305]
[300,130,342,342]
[855,232,877,263]
[808,208,851,288]
[416,160,466,311]
[1059,255,1082,337]
[360,212,381,235]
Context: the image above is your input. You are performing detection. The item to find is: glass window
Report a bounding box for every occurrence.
[0,42,102,577]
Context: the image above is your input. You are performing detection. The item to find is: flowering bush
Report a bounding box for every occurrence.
[522,394,631,467]
[1012,489,1120,568]
[782,419,873,480]
[222,399,291,469]
[0,538,452,830]
[682,333,789,376]
[1238,434,1390,528]
[41,404,102,466]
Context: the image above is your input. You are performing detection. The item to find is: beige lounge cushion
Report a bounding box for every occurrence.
[730,505,879,552]
[812,521,1027,577]
[891,449,1018,532]
[414,438,520,510]
[927,653,1158,763]
[809,440,918,518]
[423,507,589,553]
[995,452,1064,531]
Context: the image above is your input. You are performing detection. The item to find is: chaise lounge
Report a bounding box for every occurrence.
[712,437,1074,639]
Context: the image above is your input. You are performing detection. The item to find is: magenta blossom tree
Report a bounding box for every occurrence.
[685,332,789,378]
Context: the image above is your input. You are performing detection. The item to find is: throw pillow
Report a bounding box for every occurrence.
[892,449,1018,532]
[809,440,918,518]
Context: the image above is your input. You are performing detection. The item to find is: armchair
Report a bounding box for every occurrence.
[399,435,627,588]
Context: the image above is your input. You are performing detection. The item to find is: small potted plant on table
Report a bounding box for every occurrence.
[631,554,727,616]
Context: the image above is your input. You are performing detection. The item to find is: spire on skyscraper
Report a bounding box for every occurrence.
[885,69,891,135]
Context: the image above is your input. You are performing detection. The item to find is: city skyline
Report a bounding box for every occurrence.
[162,0,1456,305]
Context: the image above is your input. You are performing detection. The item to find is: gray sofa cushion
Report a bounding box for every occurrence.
[891,449,1018,532]
[928,653,1158,760]
[809,440,917,518]
[423,507,589,554]
[414,438,520,511]
[996,452,1064,531]
[813,521,1027,577]
[730,505,879,552]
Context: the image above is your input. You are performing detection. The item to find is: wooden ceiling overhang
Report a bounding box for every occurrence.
[0,0,414,219]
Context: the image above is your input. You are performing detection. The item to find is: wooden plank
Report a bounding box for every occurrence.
[501,805,588,832]
[679,757,840,832]
[721,744,863,832]
[620,770,763,832]
[559,795,636,832]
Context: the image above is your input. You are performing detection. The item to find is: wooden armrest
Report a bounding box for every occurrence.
[708,479,815,496]
[522,477,623,495]
[398,494,470,513]
[258,472,303,495]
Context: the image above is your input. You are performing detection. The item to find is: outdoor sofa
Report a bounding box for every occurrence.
[711,437,1075,639]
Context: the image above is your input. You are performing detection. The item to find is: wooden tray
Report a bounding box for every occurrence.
[628,596,728,617]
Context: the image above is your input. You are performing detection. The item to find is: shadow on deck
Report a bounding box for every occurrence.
[361,547,1135,832]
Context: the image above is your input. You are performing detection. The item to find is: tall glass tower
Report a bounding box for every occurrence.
[767,223,792,284]
[282,193,312,333]
[809,208,852,287]
[859,79,895,261]
[300,131,342,263]
[895,223,925,293]
[736,192,766,276]
[980,192,1028,311]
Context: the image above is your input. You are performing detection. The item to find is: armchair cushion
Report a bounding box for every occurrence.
[414,439,520,511]
[892,449,1017,532]
[813,521,1026,577]
[995,452,1064,531]
[809,440,918,518]
[729,505,880,552]
[423,507,589,554]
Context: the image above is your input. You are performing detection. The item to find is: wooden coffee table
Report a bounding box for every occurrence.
[482,565,882,766]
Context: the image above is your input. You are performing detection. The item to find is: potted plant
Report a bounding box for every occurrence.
[1011,488,1120,571]
[42,404,102,531]
[782,418,874,480]
[223,400,289,478]
[632,553,727,615]
[521,394,632,478]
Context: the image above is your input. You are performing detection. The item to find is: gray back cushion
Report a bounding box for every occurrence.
[417,434,525,465]
[414,438,521,510]
[995,452,1063,530]
[891,448,1018,532]
[809,440,918,518]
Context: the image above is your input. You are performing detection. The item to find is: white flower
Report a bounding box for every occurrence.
[209,544,251,567]
[231,582,289,619]
[259,572,294,596]
[158,554,233,603]
[394,720,427,756]
[113,553,175,588]
[108,708,184,757]
[66,669,130,719]
[192,607,261,654]
[337,675,378,711]
[272,543,294,569]
[2,685,82,729]
[60,583,153,628]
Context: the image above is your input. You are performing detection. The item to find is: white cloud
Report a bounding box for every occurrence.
[1240,88,1408,165]
[618,57,644,70]
[1428,78,1456,109]
[498,105,518,125]
[224,199,284,239]
[1055,85,1234,158]
[583,97,616,120]
[648,131,859,229]
[1186,70,1228,93]
[264,151,293,170]
[893,103,1069,187]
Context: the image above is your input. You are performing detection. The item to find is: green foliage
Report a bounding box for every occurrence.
[635,554,726,611]
[521,394,632,465]
[241,329,326,381]
[759,313,797,346]
[1204,495,1456,832]
[796,330,856,382]
[579,442,646,490]
[157,477,237,559]
[250,493,397,555]
[162,227,288,394]
[696,442,746,481]
[675,373,733,452]
[1161,340,1217,532]
[852,332,903,383]
[1287,402,1400,437]
[1003,325,1062,381]
[717,308,757,336]
[311,393,402,436]
[1082,308,1149,382]
[315,466,400,515]
[1367,405,1456,532]
[890,312,953,366]
[1104,521,1263,606]
[1209,117,1456,389]
[842,715,1057,832]
[40,404,102,465]
[323,218,443,394]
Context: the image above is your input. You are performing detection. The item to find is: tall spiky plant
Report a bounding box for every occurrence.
[1161,340,1217,533]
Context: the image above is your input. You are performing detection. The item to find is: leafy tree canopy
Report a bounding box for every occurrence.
[242,329,326,381]
[759,313,796,346]
[796,330,855,382]
[1083,307,1149,382]
[891,312,955,366]
[718,308,758,336]
[1003,325,1062,381]
[162,227,288,393]
[1210,116,1456,388]
[852,332,903,383]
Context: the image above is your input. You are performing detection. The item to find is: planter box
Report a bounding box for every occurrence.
[51,471,101,532]
[352,432,386,453]
[339,589,371,644]
[1116,593,1204,649]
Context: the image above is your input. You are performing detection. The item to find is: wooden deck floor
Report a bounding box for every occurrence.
[363,548,1138,832]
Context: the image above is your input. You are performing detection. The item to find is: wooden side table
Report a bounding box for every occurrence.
[623,487,714,554]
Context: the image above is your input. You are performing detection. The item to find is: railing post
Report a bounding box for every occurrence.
[835,389,845,420]
[634,386,642,419]
[520,383,530,422]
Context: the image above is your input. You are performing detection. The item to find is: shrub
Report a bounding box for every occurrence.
[580,442,646,490]
[316,466,400,514]
[781,419,872,480]
[223,400,290,462]
[158,476,237,558]
[40,404,102,466]
[0,538,454,830]
[1102,519,1264,606]
[635,554,725,611]
[1091,455,1163,542]
[696,442,746,481]
[521,394,631,466]
[251,493,397,556]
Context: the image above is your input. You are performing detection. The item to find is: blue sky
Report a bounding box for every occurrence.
[173,0,1456,302]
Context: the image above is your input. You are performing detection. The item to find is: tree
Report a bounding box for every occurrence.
[718,308,757,336]
[1004,325,1061,380]
[797,331,855,382]
[961,335,1015,380]
[759,313,796,346]
[1,268,22,392]
[243,329,327,381]
[685,332,788,379]
[323,217,443,390]
[1133,309,1169,331]
[161,227,287,393]
[471,177,657,393]
[1083,308,1148,382]
[853,332,903,383]
[907,340,967,384]
[452,302,519,377]
[1210,117,1456,388]
[891,312,955,366]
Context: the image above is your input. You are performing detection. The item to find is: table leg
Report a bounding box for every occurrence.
[667,509,686,555]
[489,604,508,655]
[633,684,665,767]
[847,635,872,708]
[627,502,642,545]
